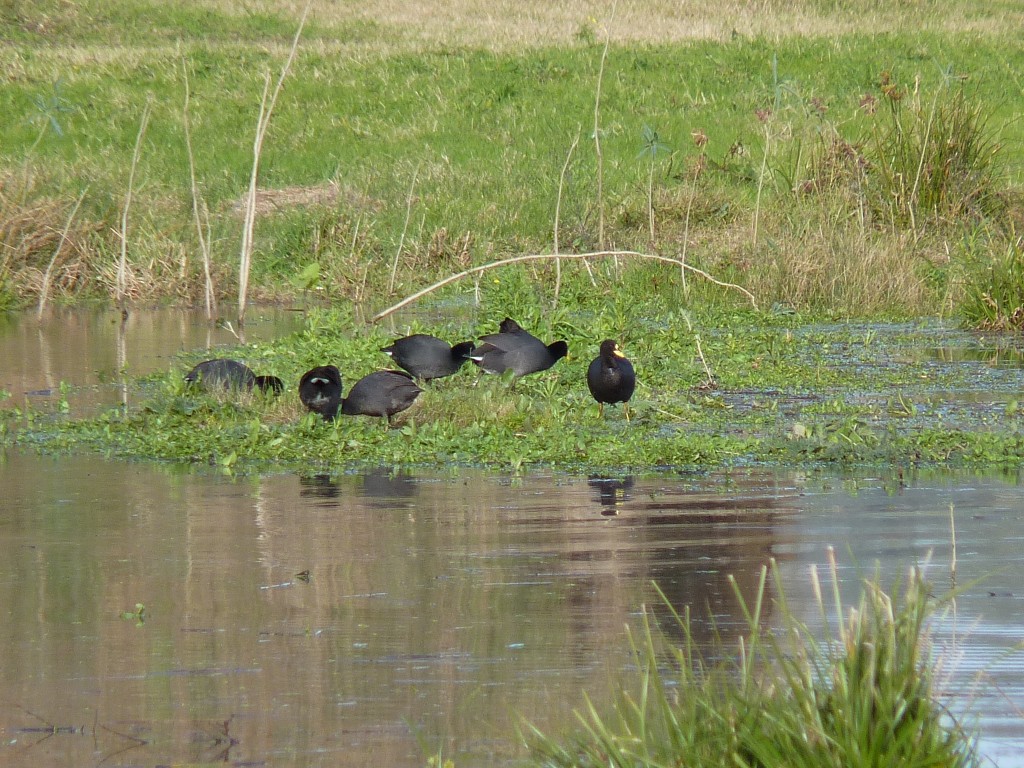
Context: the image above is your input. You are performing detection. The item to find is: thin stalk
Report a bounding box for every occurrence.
[388,163,421,295]
[554,128,582,306]
[351,215,367,304]
[371,249,757,322]
[753,121,770,247]
[647,157,655,244]
[37,188,87,320]
[118,96,152,314]
[679,154,703,294]
[238,1,310,327]
[238,72,270,327]
[680,310,716,388]
[910,86,943,242]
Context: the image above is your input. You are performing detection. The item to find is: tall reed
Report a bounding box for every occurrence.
[237,2,309,327]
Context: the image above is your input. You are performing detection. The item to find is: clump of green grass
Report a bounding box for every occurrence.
[862,72,1003,232]
[528,557,977,768]
[959,230,1024,329]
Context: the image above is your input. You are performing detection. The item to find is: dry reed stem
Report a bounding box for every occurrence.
[553,127,582,305]
[371,249,757,322]
[679,153,705,295]
[182,59,217,321]
[118,96,152,314]
[37,188,87,320]
[238,0,310,327]
[753,122,770,247]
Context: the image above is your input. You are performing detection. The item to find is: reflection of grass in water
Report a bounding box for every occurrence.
[529,556,979,768]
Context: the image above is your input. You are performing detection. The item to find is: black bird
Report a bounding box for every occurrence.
[587,339,636,419]
[254,375,284,395]
[470,318,568,377]
[381,334,475,381]
[299,365,343,420]
[475,317,541,350]
[340,370,423,424]
[185,358,282,395]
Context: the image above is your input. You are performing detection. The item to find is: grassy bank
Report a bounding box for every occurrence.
[1,1,1023,323]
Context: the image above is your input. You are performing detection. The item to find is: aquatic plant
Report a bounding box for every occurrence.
[527,556,978,768]
[864,72,1001,233]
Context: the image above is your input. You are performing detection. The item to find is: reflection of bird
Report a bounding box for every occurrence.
[381,334,474,381]
[470,317,568,377]
[588,475,635,515]
[299,474,341,500]
[299,365,342,421]
[340,370,422,424]
[185,358,282,395]
[360,468,418,501]
[587,339,636,419]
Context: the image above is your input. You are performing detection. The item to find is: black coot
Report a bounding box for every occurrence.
[299,365,343,420]
[340,370,423,425]
[470,318,568,377]
[381,334,474,381]
[586,339,636,419]
[185,358,282,394]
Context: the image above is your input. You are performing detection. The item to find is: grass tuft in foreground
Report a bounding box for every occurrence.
[527,556,977,768]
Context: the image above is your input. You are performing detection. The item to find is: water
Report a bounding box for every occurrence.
[0,306,305,416]
[1,310,1023,766]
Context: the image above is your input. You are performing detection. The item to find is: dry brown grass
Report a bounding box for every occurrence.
[226,181,382,218]
[0,171,104,301]
[667,208,937,316]
[213,0,1021,50]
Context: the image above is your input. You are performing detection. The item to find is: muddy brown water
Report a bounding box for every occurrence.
[1,310,1023,766]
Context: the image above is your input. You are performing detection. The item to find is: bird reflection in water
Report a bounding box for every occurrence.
[360,468,417,507]
[298,474,341,503]
[587,475,635,516]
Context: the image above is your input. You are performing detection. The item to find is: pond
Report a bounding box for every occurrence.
[1,309,1023,766]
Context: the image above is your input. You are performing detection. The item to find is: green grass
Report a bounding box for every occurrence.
[959,231,1024,329]
[1,1,1022,317]
[527,559,978,768]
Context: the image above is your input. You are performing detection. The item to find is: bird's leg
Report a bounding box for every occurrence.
[624,402,631,422]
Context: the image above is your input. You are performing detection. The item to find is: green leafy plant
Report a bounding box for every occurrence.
[120,602,146,627]
[637,124,671,245]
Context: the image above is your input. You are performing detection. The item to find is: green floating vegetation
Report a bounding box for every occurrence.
[4,308,1024,472]
[528,559,978,768]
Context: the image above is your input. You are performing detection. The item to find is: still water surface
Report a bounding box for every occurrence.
[1,310,1023,766]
